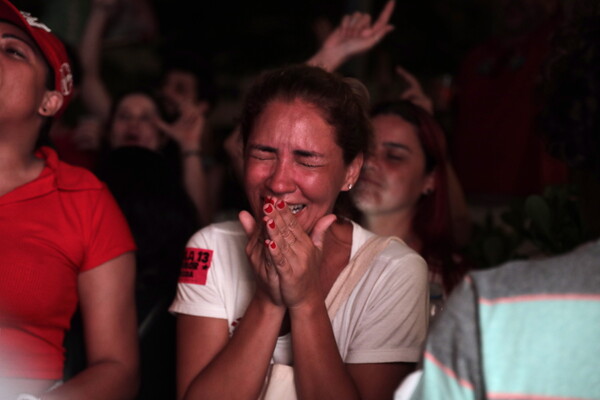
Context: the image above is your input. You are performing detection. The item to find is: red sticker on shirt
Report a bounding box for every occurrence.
[179,247,214,285]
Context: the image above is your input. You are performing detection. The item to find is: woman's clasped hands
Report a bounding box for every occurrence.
[239,197,337,310]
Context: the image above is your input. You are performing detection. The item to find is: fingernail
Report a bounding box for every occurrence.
[276,200,285,209]
[268,220,275,229]
[264,204,274,214]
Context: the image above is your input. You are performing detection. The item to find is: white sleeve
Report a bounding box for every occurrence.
[169,227,228,320]
[344,251,429,364]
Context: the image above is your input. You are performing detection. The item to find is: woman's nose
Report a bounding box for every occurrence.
[363,154,379,171]
[266,161,295,195]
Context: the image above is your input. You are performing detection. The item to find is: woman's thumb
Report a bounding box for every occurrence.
[311,214,337,249]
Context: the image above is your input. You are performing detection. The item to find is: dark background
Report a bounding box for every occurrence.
[11,0,497,139]
[12,0,495,83]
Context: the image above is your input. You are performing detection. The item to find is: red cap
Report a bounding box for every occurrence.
[0,0,74,116]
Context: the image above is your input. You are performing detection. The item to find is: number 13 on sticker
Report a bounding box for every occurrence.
[179,247,214,285]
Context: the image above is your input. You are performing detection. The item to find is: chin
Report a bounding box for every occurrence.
[353,196,382,215]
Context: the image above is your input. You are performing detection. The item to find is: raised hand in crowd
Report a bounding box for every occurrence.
[307,0,395,72]
[395,66,434,115]
[78,0,121,122]
[154,99,212,226]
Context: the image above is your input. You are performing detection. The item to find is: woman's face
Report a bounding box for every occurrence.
[0,22,56,123]
[110,94,163,151]
[352,113,435,216]
[244,99,362,233]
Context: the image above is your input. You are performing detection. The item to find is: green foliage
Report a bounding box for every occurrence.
[464,184,589,269]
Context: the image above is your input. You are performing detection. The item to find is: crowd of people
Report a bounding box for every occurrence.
[0,0,598,399]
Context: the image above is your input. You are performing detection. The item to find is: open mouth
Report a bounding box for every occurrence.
[262,197,306,215]
[288,204,305,215]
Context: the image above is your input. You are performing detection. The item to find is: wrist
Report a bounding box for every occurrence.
[288,294,325,319]
[252,292,286,315]
[308,48,345,72]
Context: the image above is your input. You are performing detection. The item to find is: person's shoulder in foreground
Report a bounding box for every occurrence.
[407,239,600,400]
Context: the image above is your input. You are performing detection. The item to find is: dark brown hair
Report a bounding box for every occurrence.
[239,64,372,165]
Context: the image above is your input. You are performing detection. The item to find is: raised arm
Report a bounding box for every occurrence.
[78,0,118,122]
[154,100,212,226]
[395,66,434,115]
[43,252,139,400]
[307,0,395,72]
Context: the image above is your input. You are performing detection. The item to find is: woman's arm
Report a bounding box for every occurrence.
[265,200,427,399]
[306,0,395,72]
[178,298,285,400]
[176,210,287,400]
[175,315,228,399]
[262,201,363,399]
[43,252,139,400]
[288,259,414,400]
[155,101,212,226]
[78,0,117,122]
[395,66,434,115]
[289,301,361,400]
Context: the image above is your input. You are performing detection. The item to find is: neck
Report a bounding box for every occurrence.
[0,117,43,157]
[361,209,421,251]
[0,137,44,196]
[319,218,354,297]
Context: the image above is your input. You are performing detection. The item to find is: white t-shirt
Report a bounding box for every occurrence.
[170,220,429,365]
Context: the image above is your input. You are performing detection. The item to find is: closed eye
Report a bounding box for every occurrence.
[6,47,25,58]
[247,144,276,160]
[251,153,275,161]
[387,153,407,161]
[383,142,411,162]
[294,149,325,168]
[299,161,322,168]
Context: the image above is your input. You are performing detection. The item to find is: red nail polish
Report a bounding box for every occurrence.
[276,200,285,209]
[268,220,275,229]
[265,197,275,204]
[270,241,277,249]
[264,204,273,214]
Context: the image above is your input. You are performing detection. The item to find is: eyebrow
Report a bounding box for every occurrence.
[1,33,38,53]
[383,142,413,153]
[248,144,276,153]
[248,144,325,158]
[3,32,33,45]
[294,149,325,158]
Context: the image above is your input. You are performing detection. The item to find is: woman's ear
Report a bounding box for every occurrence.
[38,90,64,117]
[422,169,436,195]
[341,153,364,191]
